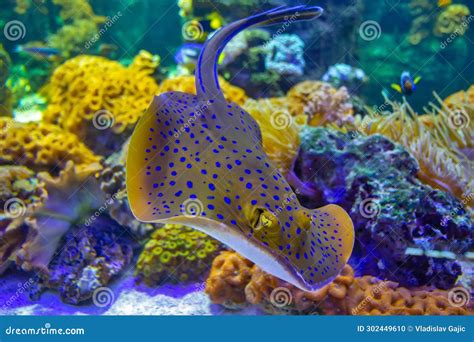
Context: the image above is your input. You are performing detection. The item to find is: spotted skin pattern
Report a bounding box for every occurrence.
[127,5,355,291]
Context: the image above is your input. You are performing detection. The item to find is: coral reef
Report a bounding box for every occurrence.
[0,118,100,174]
[243,97,305,175]
[434,4,471,37]
[157,75,248,106]
[322,63,367,93]
[206,252,472,315]
[48,0,107,58]
[30,216,133,304]
[291,127,473,289]
[264,34,305,77]
[0,166,47,273]
[0,44,12,117]
[205,250,254,308]
[43,54,159,155]
[286,81,354,127]
[136,224,222,286]
[356,96,473,203]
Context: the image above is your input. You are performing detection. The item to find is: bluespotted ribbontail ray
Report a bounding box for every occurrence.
[126,5,355,291]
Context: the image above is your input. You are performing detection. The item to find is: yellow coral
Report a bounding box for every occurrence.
[0,118,100,173]
[243,97,304,175]
[157,75,248,106]
[136,224,222,286]
[43,54,159,150]
[286,81,354,127]
[434,4,471,37]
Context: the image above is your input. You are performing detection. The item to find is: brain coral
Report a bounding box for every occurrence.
[43,53,159,154]
[157,75,248,106]
[0,118,100,174]
[243,97,305,175]
[136,224,222,286]
[286,81,354,127]
[205,252,473,315]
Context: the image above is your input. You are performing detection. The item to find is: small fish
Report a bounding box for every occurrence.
[174,43,203,67]
[15,44,60,59]
[391,71,421,96]
[126,5,354,291]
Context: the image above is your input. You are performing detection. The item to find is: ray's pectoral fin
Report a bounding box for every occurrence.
[288,204,354,289]
[127,91,217,222]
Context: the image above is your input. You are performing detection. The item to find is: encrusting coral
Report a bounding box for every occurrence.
[0,118,100,174]
[30,216,133,305]
[286,81,354,127]
[243,97,305,175]
[43,53,159,154]
[206,252,473,315]
[136,224,222,286]
[157,75,248,106]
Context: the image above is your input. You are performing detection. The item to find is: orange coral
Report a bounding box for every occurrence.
[157,75,248,106]
[243,97,304,175]
[0,118,100,174]
[205,252,473,315]
[286,81,353,126]
[205,251,254,307]
[43,54,159,153]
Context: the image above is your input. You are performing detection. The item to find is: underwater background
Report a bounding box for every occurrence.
[0,0,472,315]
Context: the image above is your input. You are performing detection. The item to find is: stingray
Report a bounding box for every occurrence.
[126,5,354,291]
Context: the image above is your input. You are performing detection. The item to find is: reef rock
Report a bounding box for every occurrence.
[290,127,473,289]
[30,216,134,305]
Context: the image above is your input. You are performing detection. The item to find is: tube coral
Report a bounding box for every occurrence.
[43,53,159,154]
[136,224,222,286]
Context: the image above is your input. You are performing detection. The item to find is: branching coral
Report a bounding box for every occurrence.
[157,75,248,106]
[286,81,354,127]
[243,97,304,175]
[43,54,159,154]
[434,4,471,37]
[205,252,473,315]
[48,0,107,57]
[30,216,133,305]
[0,118,100,174]
[136,224,222,286]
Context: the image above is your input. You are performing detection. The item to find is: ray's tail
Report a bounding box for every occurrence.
[195,5,324,103]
